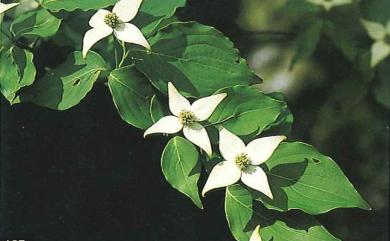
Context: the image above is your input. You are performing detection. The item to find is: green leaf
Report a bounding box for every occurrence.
[290,19,323,69]
[20,51,107,110]
[161,136,203,209]
[12,47,36,89]
[40,0,117,11]
[253,142,371,215]
[40,0,186,37]
[209,86,285,136]
[133,0,186,37]
[0,47,36,103]
[108,65,155,129]
[149,94,168,123]
[132,22,260,97]
[360,0,390,24]
[0,21,13,48]
[373,61,390,108]
[262,92,294,136]
[225,184,340,241]
[323,20,359,62]
[11,8,61,39]
[282,0,322,14]
[0,48,20,102]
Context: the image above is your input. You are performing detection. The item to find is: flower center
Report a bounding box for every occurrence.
[178,110,196,126]
[104,12,120,28]
[234,153,251,171]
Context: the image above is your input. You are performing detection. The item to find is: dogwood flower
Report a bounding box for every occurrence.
[0,2,19,15]
[306,0,352,11]
[202,128,286,198]
[82,0,150,58]
[362,19,390,67]
[250,225,262,241]
[144,82,227,156]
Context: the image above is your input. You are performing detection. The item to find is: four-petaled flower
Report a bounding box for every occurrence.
[362,19,390,67]
[144,82,227,156]
[202,128,286,198]
[250,225,262,241]
[82,0,150,58]
[0,2,19,15]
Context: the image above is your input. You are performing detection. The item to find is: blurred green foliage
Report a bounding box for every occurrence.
[216,0,389,240]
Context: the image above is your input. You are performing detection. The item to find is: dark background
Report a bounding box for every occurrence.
[1,0,389,240]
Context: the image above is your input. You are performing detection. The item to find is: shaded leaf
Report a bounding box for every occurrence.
[108,65,155,129]
[373,60,390,108]
[20,51,107,110]
[149,94,168,123]
[290,19,323,69]
[11,8,61,38]
[133,0,186,37]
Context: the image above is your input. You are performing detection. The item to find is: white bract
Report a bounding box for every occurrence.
[0,2,19,15]
[82,0,150,58]
[144,82,227,156]
[250,225,262,241]
[362,19,390,67]
[202,128,286,199]
[306,0,352,11]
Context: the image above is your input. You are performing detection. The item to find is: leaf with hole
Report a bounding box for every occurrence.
[20,51,107,110]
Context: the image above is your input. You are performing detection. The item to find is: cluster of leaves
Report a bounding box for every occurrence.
[286,0,390,109]
[0,0,376,240]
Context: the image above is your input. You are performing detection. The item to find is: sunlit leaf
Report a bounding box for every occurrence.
[40,0,185,36]
[132,22,260,97]
[252,142,371,214]
[209,86,284,136]
[39,0,117,11]
[162,136,203,209]
[0,47,36,103]
[225,184,340,241]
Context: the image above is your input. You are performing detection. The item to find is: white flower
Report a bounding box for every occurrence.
[82,0,150,58]
[306,0,352,11]
[202,128,286,198]
[361,19,390,67]
[250,225,262,241]
[144,82,227,156]
[0,2,19,14]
